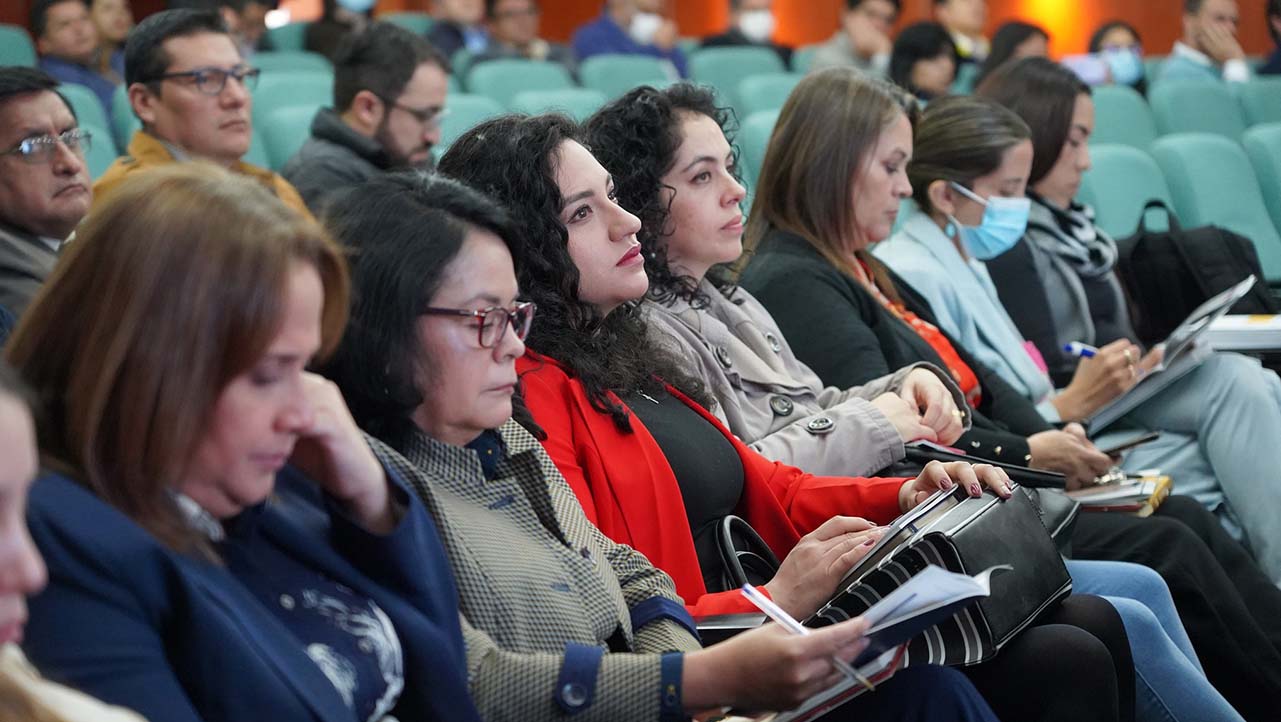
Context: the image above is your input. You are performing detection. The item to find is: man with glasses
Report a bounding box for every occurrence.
[469,0,576,76]
[0,67,92,318]
[93,8,308,215]
[283,22,449,213]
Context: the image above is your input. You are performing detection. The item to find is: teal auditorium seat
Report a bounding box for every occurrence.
[1237,77,1281,127]
[57,82,111,134]
[739,109,779,189]
[253,51,331,73]
[737,72,801,116]
[1148,80,1248,140]
[111,85,138,149]
[251,71,332,125]
[265,22,308,52]
[1077,144,1174,239]
[261,105,320,170]
[951,62,980,94]
[0,25,37,66]
[1089,85,1158,149]
[689,46,785,109]
[578,55,672,98]
[244,130,270,168]
[451,49,475,85]
[465,59,573,108]
[509,88,607,120]
[1143,56,1165,83]
[380,12,434,35]
[1243,124,1281,249]
[1151,133,1281,284]
[81,124,118,180]
[791,44,820,74]
[437,93,505,153]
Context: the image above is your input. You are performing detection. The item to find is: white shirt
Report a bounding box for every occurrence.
[1171,40,1251,82]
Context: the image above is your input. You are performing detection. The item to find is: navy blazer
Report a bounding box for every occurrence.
[23,466,482,722]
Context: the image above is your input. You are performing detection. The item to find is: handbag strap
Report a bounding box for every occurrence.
[716,515,781,590]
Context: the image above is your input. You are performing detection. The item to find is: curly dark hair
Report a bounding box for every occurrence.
[583,83,739,309]
[438,113,712,433]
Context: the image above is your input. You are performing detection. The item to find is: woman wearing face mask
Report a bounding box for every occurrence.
[317,170,1001,722]
[701,1,789,66]
[739,66,1281,722]
[1088,21,1147,93]
[440,112,1143,722]
[7,164,482,722]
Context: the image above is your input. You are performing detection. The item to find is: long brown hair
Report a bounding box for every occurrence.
[741,67,919,295]
[5,163,349,557]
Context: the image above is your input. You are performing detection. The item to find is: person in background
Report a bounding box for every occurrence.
[90,0,132,83]
[427,0,488,59]
[889,21,957,101]
[32,0,122,123]
[809,0,897,76]
[974,20,1047,86]
[283,22,448,213]
[96,9,309,216]
[701,0,790,67]
[167,0,276,56]
[469,0,577,76]
[933,0,987,63]
[0,67,91,318]
[305,0,373,62]
[1260,0,1281,75]
[572,0,687,78]
[1159,0,1250,84]
[1088,20,1147,93]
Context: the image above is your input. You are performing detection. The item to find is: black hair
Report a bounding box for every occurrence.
[847,0,902,11]
[976,20,1048,86]
[485,0,539,18]
[1185,0,1205,13]
[889,21,956,100]
[0,360,33,409]
[167,0,278,11]
[319,171,533,450]
[583,83,738,309]
[1269,0,1281,45]
[1088,20,1141,53]
[0,66,75,122]
[975,56,1090,186]
[332,22,449,112]
[30,0,89,40]
[125,8,229,88]
[439,113,712,433]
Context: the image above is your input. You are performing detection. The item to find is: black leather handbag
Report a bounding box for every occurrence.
[714,515,781,591]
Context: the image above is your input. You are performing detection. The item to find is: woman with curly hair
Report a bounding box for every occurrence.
[438,111,1141,722]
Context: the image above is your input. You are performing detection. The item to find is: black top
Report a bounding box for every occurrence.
[740,228,1050,465]
[625,387,744,591]
[1261,47,1281,76]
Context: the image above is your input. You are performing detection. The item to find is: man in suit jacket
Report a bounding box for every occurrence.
[0,67,91,317]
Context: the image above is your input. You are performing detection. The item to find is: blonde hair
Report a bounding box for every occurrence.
[6,163,349,556]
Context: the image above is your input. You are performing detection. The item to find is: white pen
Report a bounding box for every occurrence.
[740,584,876,692]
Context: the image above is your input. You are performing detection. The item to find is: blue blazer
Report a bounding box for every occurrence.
[23,466,482,722]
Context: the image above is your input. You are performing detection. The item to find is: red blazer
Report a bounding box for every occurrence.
[517,352,907,617]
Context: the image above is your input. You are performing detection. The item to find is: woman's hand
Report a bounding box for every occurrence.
[289,373,397,533]
[870,392,938,444]
[1027,424,1113,490]
[898,460,1012,512]
[764,516,884,619]
[1052,339,1143,421]
[682,616,873,713]
[897,368,965,445]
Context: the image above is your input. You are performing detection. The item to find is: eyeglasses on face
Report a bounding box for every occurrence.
[2,128,91,164]
[421,301,536,348]
[378,96,450,129]
[146,64,261,96]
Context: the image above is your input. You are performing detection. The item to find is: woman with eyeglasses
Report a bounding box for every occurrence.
[8,163,482,722]
[317,170,1001,722]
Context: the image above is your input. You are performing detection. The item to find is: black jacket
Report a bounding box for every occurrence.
[281,107,392,214]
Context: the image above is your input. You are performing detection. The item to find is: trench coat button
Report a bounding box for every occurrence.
[715,345,732,368]
[769,395,794,417]
[765,332,783,353]
[806,416,835,434]
[561,683,588,708]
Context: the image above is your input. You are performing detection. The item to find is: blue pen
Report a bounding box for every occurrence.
[1064,342,1098,359]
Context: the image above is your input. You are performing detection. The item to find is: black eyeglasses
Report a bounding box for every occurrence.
[146,65,261,95]
[2,128,91,163]
[377,96,449,129]
[421,301,536,348]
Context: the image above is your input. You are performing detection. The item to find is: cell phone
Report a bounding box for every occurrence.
[1100,431,1161,456]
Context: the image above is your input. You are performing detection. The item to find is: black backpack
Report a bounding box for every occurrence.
[1114,200,1280,347]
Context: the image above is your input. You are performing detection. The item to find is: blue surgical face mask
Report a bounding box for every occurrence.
[1103,46,1144,86]
[946,182,1030,260]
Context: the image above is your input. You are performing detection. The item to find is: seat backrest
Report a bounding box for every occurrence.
[738,109,779,189]
[437,93,505,153]
[1148,79,1248,139]
[57,82,111,134]
[265,22,309,53]
[253,51,332,74]
[1078,144,1174,239]
[111,84,139,149]
[791,44,820,74]
[465,59,574,107]
[251,71,333,124]
[1237,77,1281,127]
[1151,132,1281,282]
[380,12,434,35]
[81,123,118,180]
[509,88,607,121]
[0,25,37,66]
[736,72,801,116]
[1089,85,1158,149]
[951,62,980,94]
[243,130,270,169]
[578,54,671,98]
[261,105,321,171]
[689,47,785,107]
[1243,123,1281,251]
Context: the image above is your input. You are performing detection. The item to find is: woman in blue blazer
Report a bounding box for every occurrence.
[4,163,482,722]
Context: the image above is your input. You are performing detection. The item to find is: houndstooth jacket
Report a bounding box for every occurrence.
[367,420,701,721]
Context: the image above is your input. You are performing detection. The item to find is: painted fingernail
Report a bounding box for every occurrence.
[970,483,981,495]
[861,537,877,546]
[941,476,954,489]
